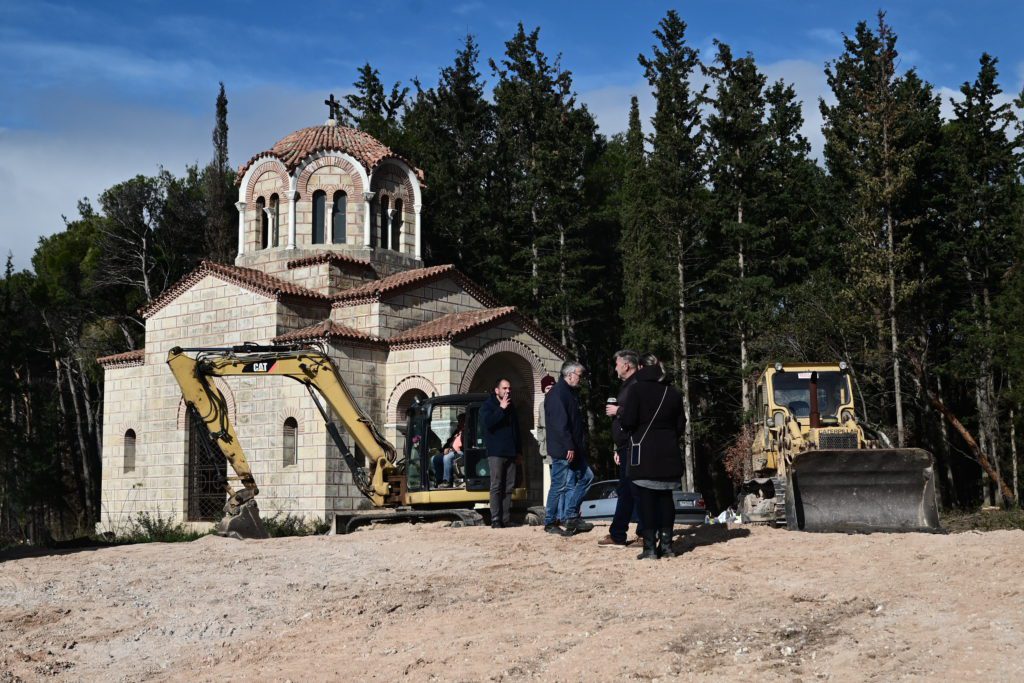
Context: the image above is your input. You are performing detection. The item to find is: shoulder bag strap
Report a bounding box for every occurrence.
[630,386,669,447]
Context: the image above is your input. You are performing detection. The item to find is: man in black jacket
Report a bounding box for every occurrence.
[479,377,520,528]
[598,349,643,547]
[543,361,594,535]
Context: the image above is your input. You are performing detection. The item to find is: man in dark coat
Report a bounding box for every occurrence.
[479,377,520,528]
[598,349,643,547]
[543,361,594,535]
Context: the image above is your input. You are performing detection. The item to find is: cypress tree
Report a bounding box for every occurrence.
[342,63,408,148]
[203,83,237,263]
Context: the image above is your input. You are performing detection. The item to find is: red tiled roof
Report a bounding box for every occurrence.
[331,264,500,307]
[390,308,516,346]
[140,261,331,318]
[97,349,144,368]
[286,251,376,275]
[388,306,568,358]
[274,320,384,347]
[236,124,423,184]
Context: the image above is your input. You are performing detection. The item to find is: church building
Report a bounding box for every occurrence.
[96,110,565,531]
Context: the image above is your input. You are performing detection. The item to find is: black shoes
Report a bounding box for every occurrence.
[564,517,594,534]
[636,531,658,560]
[544,522,566,535]
[657,530,676,558]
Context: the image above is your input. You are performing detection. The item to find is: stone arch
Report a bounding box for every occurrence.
[374,158,420,208]
[387,375,438,422]
[461,340,545,506]
[459,339,544,395]
[176,377,237,430]
[274,406,305,435]
[295,152,366,198]
[243,159,289,203]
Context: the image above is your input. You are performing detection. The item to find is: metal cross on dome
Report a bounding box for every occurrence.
[324,94,342,121]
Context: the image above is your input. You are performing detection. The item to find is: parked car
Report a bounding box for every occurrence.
[579,479,707,525]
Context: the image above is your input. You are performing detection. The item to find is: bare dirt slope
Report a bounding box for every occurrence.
[2,523,1022,682]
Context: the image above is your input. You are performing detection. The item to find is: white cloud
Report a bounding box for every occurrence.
[0,84,354,271]
[807,28,844,48]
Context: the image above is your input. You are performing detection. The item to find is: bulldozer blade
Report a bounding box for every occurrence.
[215,499,270,540]
[787,448,941,533]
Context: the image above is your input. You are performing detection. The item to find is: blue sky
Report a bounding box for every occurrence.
[2,1,1022,270]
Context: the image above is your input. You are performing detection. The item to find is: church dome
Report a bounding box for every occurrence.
[236,122,422,183]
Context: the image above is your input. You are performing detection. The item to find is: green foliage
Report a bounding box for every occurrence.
[121,511,209,543]
[262,512,331,537]
[342,63,408,147]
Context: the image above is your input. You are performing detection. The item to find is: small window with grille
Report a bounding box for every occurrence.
[283,417,298,466]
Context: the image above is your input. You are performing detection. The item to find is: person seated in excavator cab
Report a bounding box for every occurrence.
[432,413,466,488]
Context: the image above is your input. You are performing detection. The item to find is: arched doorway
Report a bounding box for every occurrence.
[465,351,541,505]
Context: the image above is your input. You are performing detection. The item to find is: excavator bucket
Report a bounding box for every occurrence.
[215,499,270,540]
[786,448,941,533]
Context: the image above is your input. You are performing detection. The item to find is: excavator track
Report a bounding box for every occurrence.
[334,508,485,534]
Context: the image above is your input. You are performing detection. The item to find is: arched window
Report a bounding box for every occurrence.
[312,190,326,244]
[369,199,378,248]
[269,194,280,247]
[379,195,390,250]
[283,417,298,466]
[392,199,403,253]
[124,429,136,473]
[332,191,347,244]
[256,196,268,249]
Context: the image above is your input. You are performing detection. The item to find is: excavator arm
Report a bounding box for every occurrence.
[167,343,402,537]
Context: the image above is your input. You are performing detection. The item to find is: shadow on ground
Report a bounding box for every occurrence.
[669,524,751,554]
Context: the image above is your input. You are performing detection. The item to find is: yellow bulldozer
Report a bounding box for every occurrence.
[735,362,941,532]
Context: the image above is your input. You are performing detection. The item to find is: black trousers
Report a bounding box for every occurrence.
[610,450,642,542]
[635,486,675,533]
[488,456,516,526]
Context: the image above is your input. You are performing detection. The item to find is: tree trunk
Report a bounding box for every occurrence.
[737,203,749,417]
[908,354,1015,505]
[934,374,958,507]
[886,210,905,447]
[677,231,695,491]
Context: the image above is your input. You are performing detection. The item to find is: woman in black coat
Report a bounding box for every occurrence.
[618,357,686,560]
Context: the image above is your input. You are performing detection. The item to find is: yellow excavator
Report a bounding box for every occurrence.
[736,362,941,533]
[167,343,538,539]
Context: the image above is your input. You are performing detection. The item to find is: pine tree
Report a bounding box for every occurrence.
[489,24,601,353]
[342,63,408,147]
[820,12,936,447]
[638,9,706,489]
[403,36,496,275]
[620,96,671,354]
[705,41,773,417]
[944,54,1022,505]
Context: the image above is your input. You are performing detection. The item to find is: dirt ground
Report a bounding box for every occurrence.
[2,521,1023,682]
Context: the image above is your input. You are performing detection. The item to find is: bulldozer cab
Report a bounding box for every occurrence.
[761,364,854,426]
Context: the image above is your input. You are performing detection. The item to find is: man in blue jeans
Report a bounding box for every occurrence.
[543,361,595,536]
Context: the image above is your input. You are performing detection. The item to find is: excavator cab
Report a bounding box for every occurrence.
[404,394,490,492]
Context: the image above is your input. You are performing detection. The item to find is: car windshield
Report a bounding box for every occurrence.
[772,371,850,418]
